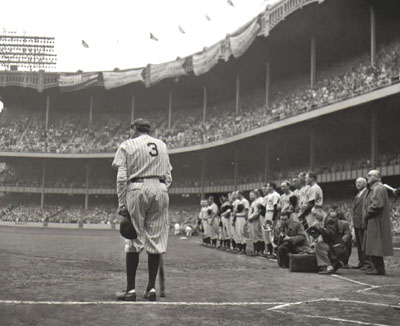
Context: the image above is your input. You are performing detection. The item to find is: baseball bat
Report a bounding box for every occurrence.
[159,255,166,297]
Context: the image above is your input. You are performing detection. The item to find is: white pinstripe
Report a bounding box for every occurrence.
[112,134,172,254]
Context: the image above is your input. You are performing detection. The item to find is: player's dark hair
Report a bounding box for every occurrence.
[307,171,317,180]
[267,182,276,189]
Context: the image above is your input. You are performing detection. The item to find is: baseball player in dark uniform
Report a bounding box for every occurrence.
[113,118,172,301]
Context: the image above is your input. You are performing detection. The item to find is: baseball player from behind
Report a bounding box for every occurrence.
[113,118,172,302]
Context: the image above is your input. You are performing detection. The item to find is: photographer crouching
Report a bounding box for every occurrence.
[274,214,311,268]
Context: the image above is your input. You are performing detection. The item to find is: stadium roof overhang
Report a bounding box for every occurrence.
[0,0,327,93]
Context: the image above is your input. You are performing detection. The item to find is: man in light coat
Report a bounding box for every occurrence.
[363,170,394,275]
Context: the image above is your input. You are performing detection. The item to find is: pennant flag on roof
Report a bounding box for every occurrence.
[150,33,159,41]
[227,0,234,7]
[81,40,89,48]
[205,14,211,21]
[179,25,185,34]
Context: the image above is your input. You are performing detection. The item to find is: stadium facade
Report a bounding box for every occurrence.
[0,0,400,209]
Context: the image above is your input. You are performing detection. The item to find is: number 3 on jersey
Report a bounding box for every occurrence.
[147,142,158,157]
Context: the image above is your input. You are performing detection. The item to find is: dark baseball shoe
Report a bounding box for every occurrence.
[116,289,136,301]
[148,288,157,301]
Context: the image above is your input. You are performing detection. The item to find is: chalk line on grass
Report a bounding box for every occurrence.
[272,309,391,326]
[0,300,285,306]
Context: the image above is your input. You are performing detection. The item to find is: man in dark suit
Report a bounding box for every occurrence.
[274,214,310,268]
[311,208,346,274]
[352,177,368,269]
[363,170,394,275]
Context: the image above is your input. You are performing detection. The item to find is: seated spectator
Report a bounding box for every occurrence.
[274,214,310,268]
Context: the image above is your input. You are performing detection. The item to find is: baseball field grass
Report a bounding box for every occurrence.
[0,226,399,325]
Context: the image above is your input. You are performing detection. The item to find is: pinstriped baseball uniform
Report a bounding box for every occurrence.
[112,134,172,254]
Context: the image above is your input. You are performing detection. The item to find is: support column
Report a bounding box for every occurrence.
[235,73,240,115]
[310,36,316,89]
[370,110,378,168]
[265,62,270,114]
[45,95,50,131]
[264,142,270,182]
[234,148,239,189]
[309,128,316,171]
[370,5,376,67]
[85,161,90,210]
[200,153,206,199]
[168,89,172,129]
[130,95,135,124]
[40,159,46,209]
[202,84,207,123]
[89,95,93,125]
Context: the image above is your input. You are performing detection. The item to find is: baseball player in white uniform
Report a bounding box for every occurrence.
[207,196,220,248]
[233,191,249,254]
[262,182,280,257]
[297,172,311,227]
[113,118,172,302]
[199,200,210,245]
[230,191,240,252]
[220,195,233,250]
[298,171,323,229]
[248,190,264,255]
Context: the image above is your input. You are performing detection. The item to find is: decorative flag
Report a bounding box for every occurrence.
[150,33,159,41]
[81,40,89,48]
[227,0,234,7]
[179,25,185,34]
[205,14,211,21]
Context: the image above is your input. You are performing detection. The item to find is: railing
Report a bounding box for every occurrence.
[1,164,398,195]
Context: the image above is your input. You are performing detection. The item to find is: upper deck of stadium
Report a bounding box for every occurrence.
[0,0,399,158]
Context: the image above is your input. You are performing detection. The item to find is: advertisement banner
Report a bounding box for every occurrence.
[58,72,101,92]
[146,58,187,87]
[192,42,222,76]
[229,18,260,58]
[103,69,144,90]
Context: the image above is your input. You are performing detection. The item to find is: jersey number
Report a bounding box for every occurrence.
[147,143,158,157]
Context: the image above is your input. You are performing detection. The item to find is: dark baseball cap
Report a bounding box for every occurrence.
[131,118,151,132]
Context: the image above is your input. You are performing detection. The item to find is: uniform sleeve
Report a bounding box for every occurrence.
[274,194,281,208]
[164,144,173,188]
[112,144,128,208]
[307,187,316,202]
[112,144,127,170]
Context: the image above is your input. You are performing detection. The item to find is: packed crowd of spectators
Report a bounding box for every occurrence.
[0,41,398,153]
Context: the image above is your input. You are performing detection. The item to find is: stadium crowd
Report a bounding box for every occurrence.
[0,40,399,153]
[195,171,399,275]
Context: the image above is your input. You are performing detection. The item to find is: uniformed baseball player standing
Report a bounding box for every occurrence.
[248,190,265,255]
[220,195,232,250]
[262,182,281,257]
[207,196,220,248]
[113,118,172,302]
[233,191,250,254]
[297,172,311,227]
[298,171,323,229]
[199,200,211,245]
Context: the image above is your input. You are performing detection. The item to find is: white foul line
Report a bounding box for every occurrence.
[0,300,285,306]
[273,310,391,326]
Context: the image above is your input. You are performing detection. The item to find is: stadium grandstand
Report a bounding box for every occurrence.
[0,0,400,232]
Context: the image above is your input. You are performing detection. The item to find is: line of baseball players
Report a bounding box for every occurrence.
[198,172,321,257]
[197,170,395,276]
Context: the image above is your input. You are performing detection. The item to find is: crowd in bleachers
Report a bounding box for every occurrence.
[0,41,398,153]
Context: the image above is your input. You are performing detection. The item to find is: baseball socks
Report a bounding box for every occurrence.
[147,253,160,293]
[126,252,139,292]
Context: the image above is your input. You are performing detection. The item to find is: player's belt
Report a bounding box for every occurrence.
[130,177,165,184]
